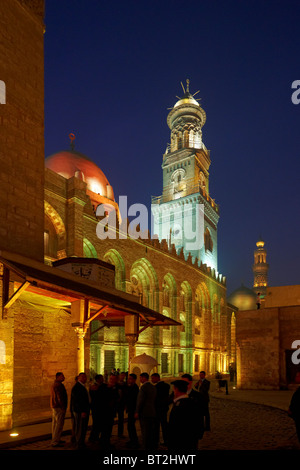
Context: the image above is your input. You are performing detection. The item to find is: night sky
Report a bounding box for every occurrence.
[44,0,300,295]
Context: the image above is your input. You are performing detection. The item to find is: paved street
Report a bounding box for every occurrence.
[199,397,299,450]
[4,396,300,451]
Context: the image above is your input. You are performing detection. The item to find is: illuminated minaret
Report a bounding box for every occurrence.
[151,80,220,270]
[252,238,269,297]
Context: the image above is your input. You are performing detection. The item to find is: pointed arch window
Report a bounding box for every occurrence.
[195,292,202,317]
[204,228,213,252]
[162,309,170,330]
[163,283,170,308]
[180,290,186,312]
[183,130,189,148]
[195,318,201,335]
[44,218,58,258]
[180,312,186,333]
[83,238,98,258]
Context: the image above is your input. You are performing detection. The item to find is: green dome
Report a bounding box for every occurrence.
[227,284,257,311]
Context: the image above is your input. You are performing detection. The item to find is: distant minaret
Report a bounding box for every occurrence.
[252,238,269,297]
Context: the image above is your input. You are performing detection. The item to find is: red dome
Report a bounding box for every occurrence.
[45,150,114,200]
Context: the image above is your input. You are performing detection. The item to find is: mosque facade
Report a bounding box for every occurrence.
[0,0,238,430]
[44,81,237,379]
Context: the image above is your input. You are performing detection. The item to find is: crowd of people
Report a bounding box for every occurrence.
[50,369,212,451]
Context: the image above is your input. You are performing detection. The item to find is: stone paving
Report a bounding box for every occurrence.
[5,395,300,451]
[199,397,299,450]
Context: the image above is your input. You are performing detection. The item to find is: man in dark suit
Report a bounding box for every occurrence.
[135,372,157,451]
[125,373,139,448]
[88,374,107,444]
[70,372,90,449]
[167,380,198,452]
[116,372,127,437]
[100,374,120,449]
[288,371,300,443]
[194,370,211,431]
[151,372,170,446]
[182,373,205,440]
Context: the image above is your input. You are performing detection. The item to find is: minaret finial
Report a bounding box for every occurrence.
[186,78,190,93]
[69,132,75,150]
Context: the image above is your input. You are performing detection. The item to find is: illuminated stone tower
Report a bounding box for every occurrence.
[0,0,45,261]
[151,80,219,271]
[252,237,269,297]
[0,0,45,431]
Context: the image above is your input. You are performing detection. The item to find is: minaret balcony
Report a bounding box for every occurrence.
[151,183,219,213]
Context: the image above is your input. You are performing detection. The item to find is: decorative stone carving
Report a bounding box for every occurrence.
[54,258,115,288]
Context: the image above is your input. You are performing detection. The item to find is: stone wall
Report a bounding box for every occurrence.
[278,305,300,385]
[265,285,300,308]
[12,298,78,426]
[0,267,14,430]
[236,304,300,389]
[0,0,45,261]
[236,308,280,389]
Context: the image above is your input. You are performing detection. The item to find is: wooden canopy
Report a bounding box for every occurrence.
[0,250,181,333]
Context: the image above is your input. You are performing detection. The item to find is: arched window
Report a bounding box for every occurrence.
[180,290,186,312]
[195,292,202,317]
[83,238,98,258]
[183,130,189,148]
[104,249,126,292]
[44,217,58,258]
[204,228,213,252]
[195,318,201,335]
[199,171,206,191]
[180,312,186,333]
[163,309,170,330]
[163,283,170,307]
[213,297,220,323]
[177,133,182,149]
[129,276,143,304]
[44,202,66,260]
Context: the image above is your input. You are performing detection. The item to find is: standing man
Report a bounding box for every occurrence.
[135,372,157,451]
[256,292,261,309]
[70,375,78,445]
[70,372,90,449]
[151,372,170,446]
[194,370,211,431]
[167,380,198,452]
[125,373,140,449]
[288,371,300,443]
[89,374,107,443]
[50,372,68,447]
[117,372,127,438]
[182,373,205,440]
[100,374,120,449]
